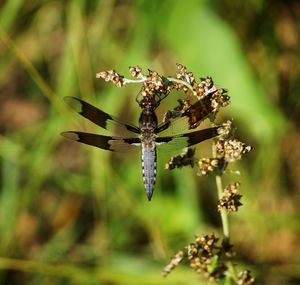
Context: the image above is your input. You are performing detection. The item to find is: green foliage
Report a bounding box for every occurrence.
[0,0,299,284]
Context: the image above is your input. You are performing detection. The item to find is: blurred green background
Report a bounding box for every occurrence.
[0,0,299,284]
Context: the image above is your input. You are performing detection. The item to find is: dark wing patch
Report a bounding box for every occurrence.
[156,127,219,150]
[61,131,140,152]
[157,98,215,133]
[64,96,140,135]
[180,99,214,129]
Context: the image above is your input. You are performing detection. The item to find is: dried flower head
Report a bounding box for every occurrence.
[186,234,226,280]
[194,77,215,99]
[96,69,124,87]
[129,66,143,78]
[195,234,219,254]
[210,88,230,111]
[141,69,172,97]
[163,234,236,282]
[165,148,196,170]
[218,182,242,213]
[162,250,185,277]
[216,139,253,162]
[198,158,220,176]
[237,270,255,285]
[218,120,235,138]
[175,63,196,92]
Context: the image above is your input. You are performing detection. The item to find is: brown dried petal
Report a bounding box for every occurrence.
[195,234,219,253]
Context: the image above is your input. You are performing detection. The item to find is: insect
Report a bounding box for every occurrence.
[61,94,220,201]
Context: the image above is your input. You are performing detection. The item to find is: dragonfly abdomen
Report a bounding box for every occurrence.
[141,146,157,201]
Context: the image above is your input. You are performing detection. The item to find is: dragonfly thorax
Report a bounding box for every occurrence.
[138,106,158,149]
[139,131,157,149]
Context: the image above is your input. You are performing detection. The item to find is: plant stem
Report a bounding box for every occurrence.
[211,124,230,239]
[212,138,238,281]
[215,173,229,238]
[167,77,196,94]
[123,78,146,85]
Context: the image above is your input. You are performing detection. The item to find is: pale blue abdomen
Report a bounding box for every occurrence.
[141,146,157,201]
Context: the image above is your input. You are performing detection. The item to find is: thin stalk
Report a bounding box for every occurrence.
[212,135,238,281]
[123,78,146,84]
[167,77,196,94]
[123,76,196,90]
[209,115,230,240]
[211,140,230,238]
[216,175,230,238]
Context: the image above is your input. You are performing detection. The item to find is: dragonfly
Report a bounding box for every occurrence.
[61,94,220,201]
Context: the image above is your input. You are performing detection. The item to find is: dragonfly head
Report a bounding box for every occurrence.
[138,96,158,111]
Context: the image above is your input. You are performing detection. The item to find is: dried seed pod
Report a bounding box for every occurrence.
[198,158,219,176]
[237,270,255,285]
[218,182,242,213]
[218,120,234,138]
[176,63,195,85]
[129,66,143,78]
[162,250,185,277]
[142,69,172,97]
[96,70,124,87]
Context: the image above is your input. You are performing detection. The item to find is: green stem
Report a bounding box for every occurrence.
[216,174,230,238]
[211,140,230,239]
[212,134,238,281]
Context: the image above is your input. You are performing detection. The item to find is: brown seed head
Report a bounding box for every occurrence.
[96,70,124,87]
[129,66,143,78]
[237,270,255,285]
[162,250,185,277]
[198,158,219,176]
[165,148,196,170]
[218,182,242,213]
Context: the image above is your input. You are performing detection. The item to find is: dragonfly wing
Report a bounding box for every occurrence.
[61,131,140,152]
[156,127,219,151]
[64,96,140,135]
